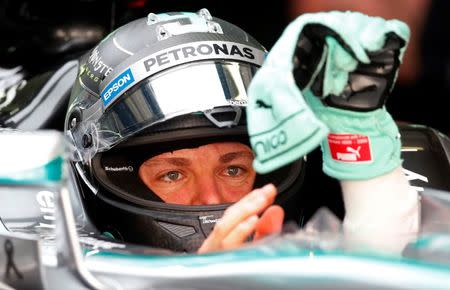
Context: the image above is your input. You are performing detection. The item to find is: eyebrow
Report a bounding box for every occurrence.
[145,157,191,167]
[144,151,254,167]
[219,151,255,163]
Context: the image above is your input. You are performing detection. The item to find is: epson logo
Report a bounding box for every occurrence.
[101,68,135,106]
[143,42,255,72]
[105,166,134,172]
[254,130,288,154]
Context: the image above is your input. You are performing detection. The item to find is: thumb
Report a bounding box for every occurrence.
[254,205,285,241]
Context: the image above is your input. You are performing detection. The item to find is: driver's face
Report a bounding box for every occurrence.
[139,142,256,205]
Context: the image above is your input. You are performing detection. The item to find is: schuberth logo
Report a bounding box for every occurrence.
[104,166,134,172]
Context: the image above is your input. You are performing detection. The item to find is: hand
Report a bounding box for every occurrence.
[197,184,284,254]
[295,22,408,111]
[290,11,410,180]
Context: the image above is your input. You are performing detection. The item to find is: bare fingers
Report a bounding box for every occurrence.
[197,184,277,253]
[253,205,285,241]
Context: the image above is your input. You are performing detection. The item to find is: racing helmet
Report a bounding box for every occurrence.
[65,9,305,253]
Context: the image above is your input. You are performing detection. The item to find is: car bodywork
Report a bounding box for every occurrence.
[1,126,450,290]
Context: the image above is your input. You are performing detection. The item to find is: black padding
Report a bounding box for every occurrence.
[293,24,406,112]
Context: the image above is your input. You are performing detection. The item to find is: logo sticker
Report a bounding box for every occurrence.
[253,129,288,156]
[199,215,219,224]
[104,166,134,172]
[142,42,256,73]
[100,41,265,109]
[101,68,134,106]
[327,133,372,163]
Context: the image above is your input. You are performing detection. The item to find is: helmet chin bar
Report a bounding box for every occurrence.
[95,189,229,253]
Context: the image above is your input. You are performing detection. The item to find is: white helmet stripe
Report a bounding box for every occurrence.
[100,41,265,108]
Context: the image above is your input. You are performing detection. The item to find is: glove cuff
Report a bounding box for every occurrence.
[306,91,402,180]
[323,109,402,180]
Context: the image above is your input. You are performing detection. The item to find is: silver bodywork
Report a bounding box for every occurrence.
[2,131,450,290]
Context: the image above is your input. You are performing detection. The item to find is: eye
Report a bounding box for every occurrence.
[161,171,183,182]
[225,166,244,177]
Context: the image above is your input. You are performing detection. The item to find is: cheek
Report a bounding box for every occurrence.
[138,166,153,189]
[220,176,256,202]
[153,186,193,205]
[139,167,193,205]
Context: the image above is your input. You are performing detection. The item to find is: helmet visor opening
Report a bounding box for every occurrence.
[92,130,304,209]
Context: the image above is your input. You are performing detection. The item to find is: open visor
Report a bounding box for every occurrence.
[70,60,258,162]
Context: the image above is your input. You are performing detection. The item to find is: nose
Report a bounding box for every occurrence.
[191,175,223,205]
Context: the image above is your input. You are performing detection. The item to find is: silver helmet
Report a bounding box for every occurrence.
[65,9,305,252]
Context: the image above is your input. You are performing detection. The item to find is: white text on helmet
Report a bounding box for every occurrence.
[88,47,113,76]
[102,68,135,106]
[143,43,255,72]
[100,41,265,109]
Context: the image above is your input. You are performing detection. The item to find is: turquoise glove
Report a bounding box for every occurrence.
[247,11,409,178]
[304,89,402,180]
[247,67,329,174]
[291,12,410,180]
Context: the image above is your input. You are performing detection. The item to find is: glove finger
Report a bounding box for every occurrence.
[247,67,329,174]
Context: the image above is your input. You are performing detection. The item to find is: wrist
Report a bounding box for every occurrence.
[341,167,420,253]
[304,91,402,180]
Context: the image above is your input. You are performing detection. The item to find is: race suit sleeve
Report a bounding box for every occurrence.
[341,167,420,253]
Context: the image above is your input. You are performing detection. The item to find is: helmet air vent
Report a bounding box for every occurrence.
[157,25,171,41]
[147,13,159,25]
[157,221,196,238]
[197,8,212,21]
[203,106,242,128]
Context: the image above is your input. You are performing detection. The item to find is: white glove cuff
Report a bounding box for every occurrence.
[341,166,420,253]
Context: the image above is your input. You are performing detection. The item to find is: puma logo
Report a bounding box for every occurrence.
[337,146,361,161]
[346,146,361,158]
[256,100,272,109]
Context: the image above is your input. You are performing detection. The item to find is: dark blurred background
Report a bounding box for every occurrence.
[287,0,450,136]
[0,0,291,72]
[0,0,448,134]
